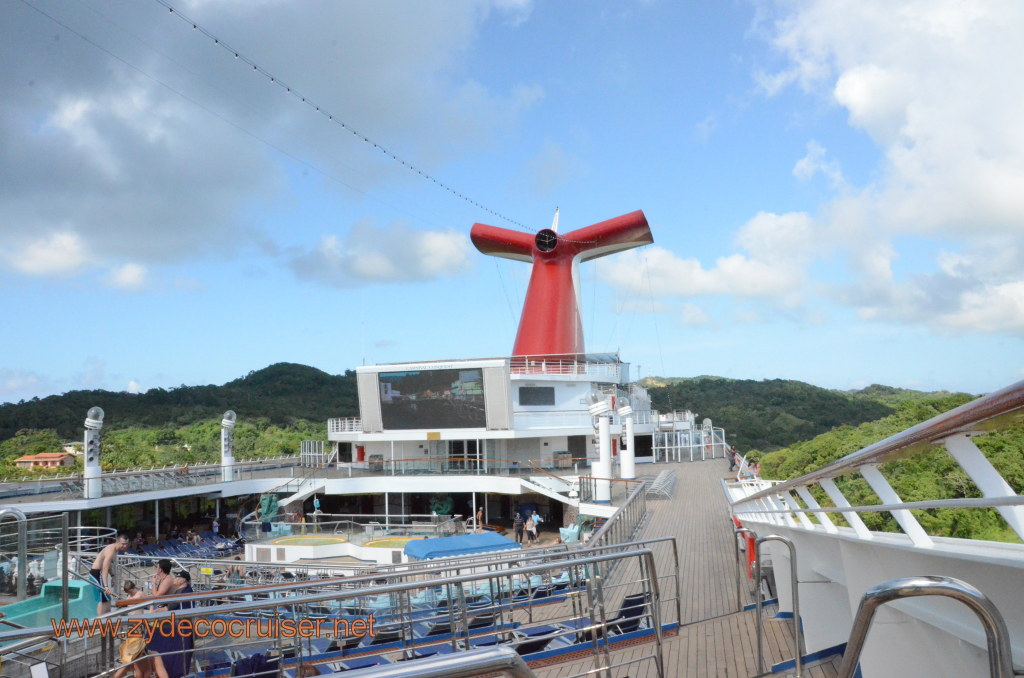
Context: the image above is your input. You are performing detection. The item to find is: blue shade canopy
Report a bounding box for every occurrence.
[403,532,521,560]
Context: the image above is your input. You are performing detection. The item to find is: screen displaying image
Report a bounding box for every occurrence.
[379,368,486,429]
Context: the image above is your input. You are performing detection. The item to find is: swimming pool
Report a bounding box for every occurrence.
[363,537,424,549]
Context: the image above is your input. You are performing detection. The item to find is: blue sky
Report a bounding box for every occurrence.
[2,0,1022,406]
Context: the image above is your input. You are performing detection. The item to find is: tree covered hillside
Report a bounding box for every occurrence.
[0,363,358,442]
[757,394,1024,543]
[644,376,897,452]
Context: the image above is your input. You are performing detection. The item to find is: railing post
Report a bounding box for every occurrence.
[754,534,802,677]
[859,465,932,547]
[942,433,1024,542]
[734,527,755,612]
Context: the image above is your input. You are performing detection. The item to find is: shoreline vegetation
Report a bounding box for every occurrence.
[2,364,1020,543]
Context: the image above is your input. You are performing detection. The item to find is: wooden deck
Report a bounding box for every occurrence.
[534,458,843,678]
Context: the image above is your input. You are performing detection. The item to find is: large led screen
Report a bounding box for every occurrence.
[378,368,486,429]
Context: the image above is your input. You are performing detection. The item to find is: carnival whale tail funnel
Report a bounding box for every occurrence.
[471,210,652,356]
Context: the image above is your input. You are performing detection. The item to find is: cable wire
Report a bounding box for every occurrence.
[152,0,529,230]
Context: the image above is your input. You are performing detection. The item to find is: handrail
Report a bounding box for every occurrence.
[113,537,680,616]
[754,535,802,677]
[837,576,1015,678]
[741,379,1024,504]
[326,646,536,678]
[0,547,663,635]
[589,479,647,545]
[0,507,28,598]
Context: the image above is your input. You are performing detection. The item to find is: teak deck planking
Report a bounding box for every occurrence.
[533,458,841,678]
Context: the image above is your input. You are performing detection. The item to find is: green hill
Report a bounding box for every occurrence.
[758,394,1023,543]
[643,376,901,452]
[0,363,358,442]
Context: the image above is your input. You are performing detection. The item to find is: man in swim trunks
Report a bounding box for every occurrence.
[91,533,130,615]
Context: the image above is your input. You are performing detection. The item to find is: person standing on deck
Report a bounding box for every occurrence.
[513,511,524,543]
[525,516,536,546]
[147,560,191,678]
[476,507,484,532]
[90,533,129,615]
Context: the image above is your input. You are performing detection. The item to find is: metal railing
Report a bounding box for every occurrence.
[728,379,1024,545]
[837,576,1015,678]
[577,476,642,505]
[588,480,648,548]
[0,547,670,678]
[0,456,301,500]
[341,646,537,677]
[754,535,802,677]
[509,355,625,381]
[240,515,465,544]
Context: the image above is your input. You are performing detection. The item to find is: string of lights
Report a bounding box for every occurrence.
[153,0,534,231]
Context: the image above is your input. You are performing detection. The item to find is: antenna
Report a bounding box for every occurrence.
[551,207,560,233]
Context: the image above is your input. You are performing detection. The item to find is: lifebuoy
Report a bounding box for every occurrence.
[733,516,756,579]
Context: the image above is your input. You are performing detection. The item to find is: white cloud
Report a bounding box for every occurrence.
[106,263,148,290]
[759,0,1024,336]
[600,211,816,305]
[127,380,142,394]
[694,114,717,142]
[939,281,1024,333]
[0,1,541,276]
[288,219,472,287]
[793,141,844,188]
[2,231,90,275]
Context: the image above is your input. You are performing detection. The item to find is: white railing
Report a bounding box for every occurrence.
[328,417,362,433]
[509,355,623,381]
[729,379,1024,544]
[633,409,655,425]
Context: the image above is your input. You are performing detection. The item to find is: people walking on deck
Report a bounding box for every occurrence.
[525,516,536,546]
[513,511,524,543]
[90,533,129,615]
[728,447,738,471]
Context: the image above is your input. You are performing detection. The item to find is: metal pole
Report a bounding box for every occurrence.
[62,513,70,620]
[0,509,32,601]
[754,544,765,674]
[755,535,802,678]
[17,516,27,599]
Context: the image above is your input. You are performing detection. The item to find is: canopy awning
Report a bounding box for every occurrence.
[403,532,521,560]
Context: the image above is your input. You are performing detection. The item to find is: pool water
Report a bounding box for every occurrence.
[364,537,424,548]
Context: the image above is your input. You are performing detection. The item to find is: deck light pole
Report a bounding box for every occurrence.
[618,405,635,480]
[83,406,104,499]
[589,397,613,502]
[221,410,236,482]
